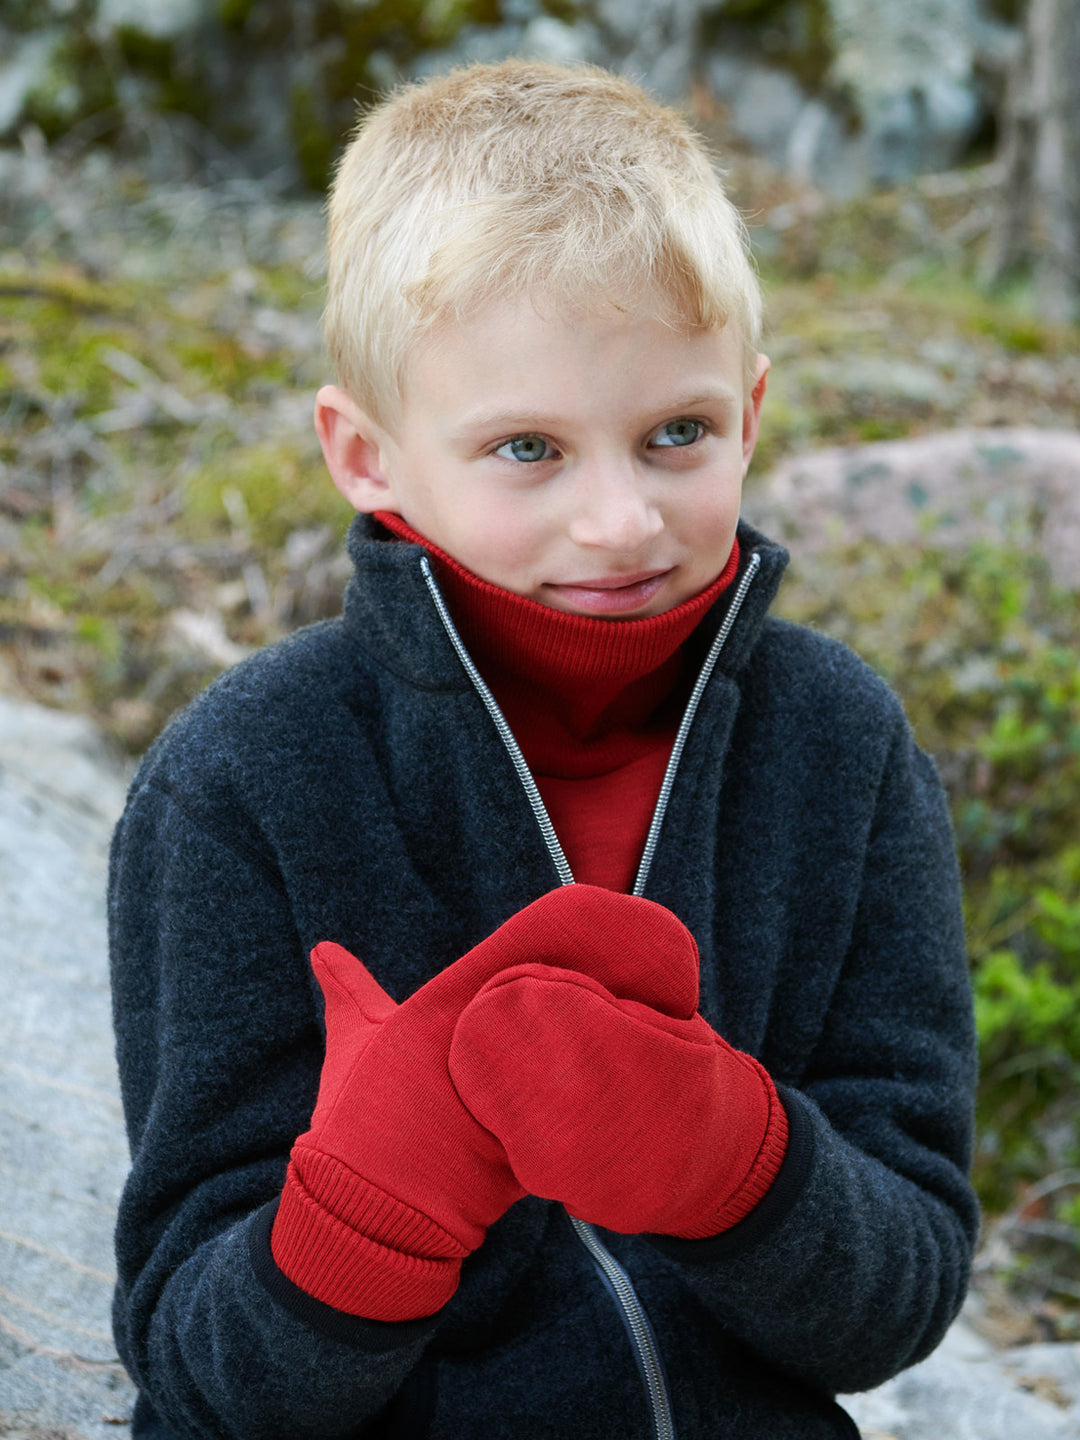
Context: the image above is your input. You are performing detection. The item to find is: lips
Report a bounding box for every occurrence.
[543,569,673,615]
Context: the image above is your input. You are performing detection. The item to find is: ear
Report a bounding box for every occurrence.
[314,385,399,514]
[740,353,770,478]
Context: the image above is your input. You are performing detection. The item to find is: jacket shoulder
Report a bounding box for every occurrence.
[750,615,910,729]
[129,619,357,796]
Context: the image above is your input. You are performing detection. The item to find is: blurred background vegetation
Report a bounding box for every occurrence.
[1,0,1078,1346]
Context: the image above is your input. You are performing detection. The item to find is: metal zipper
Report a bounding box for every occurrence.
[632,551,761,897]
[568,1211,677,1440]
[421,551,761,1440]
[419,558,573,888]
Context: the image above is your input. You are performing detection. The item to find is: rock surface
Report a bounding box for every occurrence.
[0,697,136,1439]
[3,681,1080,1439]
[0,0,1014,194]
[745,426,1080,588]
[840,1316,1080,1438]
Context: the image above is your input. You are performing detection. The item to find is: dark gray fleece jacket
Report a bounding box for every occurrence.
[108,515,979,1440]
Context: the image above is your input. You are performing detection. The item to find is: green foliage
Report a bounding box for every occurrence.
[777,541,1080,1255]
[219,0,256,29]
[706,0,834,91]
[21,29,118,144]
[289,82,336,194]
[975,949,1078,1055]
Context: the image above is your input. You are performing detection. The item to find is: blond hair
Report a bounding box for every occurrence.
[324,59,762,426]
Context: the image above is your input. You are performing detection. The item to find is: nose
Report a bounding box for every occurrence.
[566,464,664,553]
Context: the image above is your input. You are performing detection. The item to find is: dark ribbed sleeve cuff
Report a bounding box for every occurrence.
[646,1086,815,1264]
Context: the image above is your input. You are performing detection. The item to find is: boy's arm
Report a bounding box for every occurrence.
[109,780,441,1439]
[646,722,979,1397]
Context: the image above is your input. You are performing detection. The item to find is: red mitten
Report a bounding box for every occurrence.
[272,885,694,1319]
[448,949,788,1239]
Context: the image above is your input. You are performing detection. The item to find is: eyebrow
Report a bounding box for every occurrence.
[450,388,741,440]
[662,389,741,412]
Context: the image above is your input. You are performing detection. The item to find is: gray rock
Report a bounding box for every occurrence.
[745,427,1080,589]
[825,0,984,184]
[703,0,1019,195]
[613,0,704,100]
[0,698,135,1439]
[1004,1342,1080,1409]
[0,0,1017,193]
[798,354,948,406]
[521,14,600,68]
[413,12,603,79]
[95,0,210,39]
[706,52,811,170]
[839,1317,1080,1438]
[0,30,62,135]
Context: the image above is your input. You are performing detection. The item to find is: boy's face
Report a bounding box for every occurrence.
[316,294,768,619]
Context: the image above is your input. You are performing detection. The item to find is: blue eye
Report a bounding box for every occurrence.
[496,435,556,463]
[651,419,705,448]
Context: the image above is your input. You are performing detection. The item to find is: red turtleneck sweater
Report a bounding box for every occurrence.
[376,511,740,892]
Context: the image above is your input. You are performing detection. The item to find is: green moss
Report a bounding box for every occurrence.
[421,0,469,46]
[74,612,123,667]
[182,443,349,548]
[256,265,324,310]
[854,416,914,443]
[3,0,74,32]
[115,26,217,124]
[95,571,173,626]
[968,312,1048,354]
[171,336,289,394]
[0,271,130,317]
[745,389,812,473]
[33,317,134,414]
[540,0,583,23]
[27,574,82,612]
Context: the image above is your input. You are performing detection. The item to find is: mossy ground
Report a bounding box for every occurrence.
[2,135,1079,1338]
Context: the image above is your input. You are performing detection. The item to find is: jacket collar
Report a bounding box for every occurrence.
[341,512,789,689]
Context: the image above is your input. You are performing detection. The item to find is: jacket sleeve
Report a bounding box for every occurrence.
[109,775,438,1440]
[649,720,980,1396]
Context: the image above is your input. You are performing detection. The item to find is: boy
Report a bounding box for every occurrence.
[108,60,979,1440]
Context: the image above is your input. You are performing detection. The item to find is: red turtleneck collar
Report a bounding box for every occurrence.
[375,511,740,889]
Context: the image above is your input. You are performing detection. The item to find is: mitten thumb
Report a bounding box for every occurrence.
[308,940,398,1128]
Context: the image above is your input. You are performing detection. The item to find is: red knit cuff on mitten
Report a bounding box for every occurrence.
[271,1148,467,1321]
[669,1061,790,1239]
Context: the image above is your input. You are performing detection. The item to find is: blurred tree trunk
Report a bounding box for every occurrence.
[983,0,1080,323]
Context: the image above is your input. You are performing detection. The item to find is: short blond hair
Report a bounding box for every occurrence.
[324,59,763,426]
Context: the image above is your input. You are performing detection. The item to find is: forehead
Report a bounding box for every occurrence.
[399,292,746,425]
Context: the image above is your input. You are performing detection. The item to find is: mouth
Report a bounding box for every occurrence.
[542,569,673,615]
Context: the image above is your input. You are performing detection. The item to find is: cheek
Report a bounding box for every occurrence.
[672,478,740,535]
[451,509,546,583]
